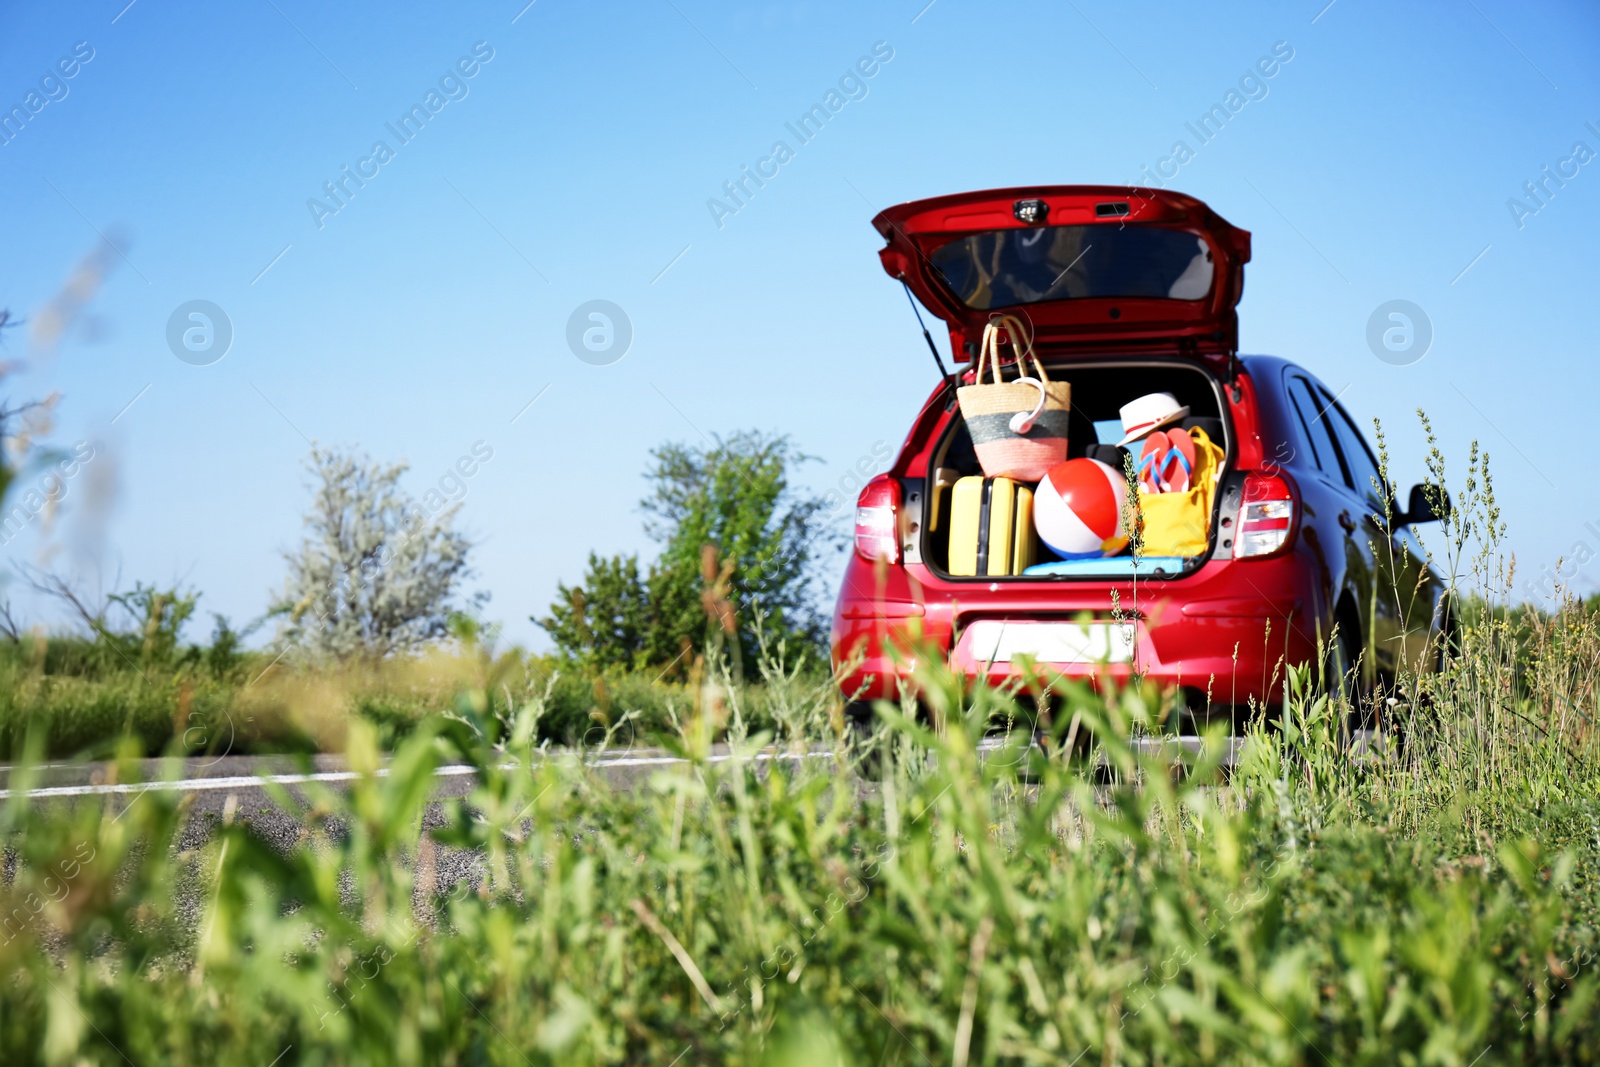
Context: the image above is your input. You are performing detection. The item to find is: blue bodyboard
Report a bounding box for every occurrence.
[1022,557,1192,577]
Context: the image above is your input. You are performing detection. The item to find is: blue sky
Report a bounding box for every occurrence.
[2,0,1597,647]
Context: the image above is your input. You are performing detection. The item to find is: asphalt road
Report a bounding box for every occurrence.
[0,745,852,821]
[0,734,1246,817]
[0,737,1246,917]
[0,746,858,897]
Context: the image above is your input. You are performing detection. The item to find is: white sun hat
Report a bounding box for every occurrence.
[1116,392,1191,447]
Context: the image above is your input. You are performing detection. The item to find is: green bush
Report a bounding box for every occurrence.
[0,628,841,758]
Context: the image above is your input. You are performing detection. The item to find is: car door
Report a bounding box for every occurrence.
[1282,374,1380,679]
[1320,397,1439,676]
[1316,392,1404,677]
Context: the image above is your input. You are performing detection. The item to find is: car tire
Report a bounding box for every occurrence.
[1323,621,1366,747]
[1323,622,1358,704]
[1328,621,1394,761]
[845,700,885,779]
[1436,597,1460,673]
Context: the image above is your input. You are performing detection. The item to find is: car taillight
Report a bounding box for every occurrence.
[854,474,901,563]
[1234,471,1296,559]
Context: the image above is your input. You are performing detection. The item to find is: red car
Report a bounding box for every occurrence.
[831,186,1449,729]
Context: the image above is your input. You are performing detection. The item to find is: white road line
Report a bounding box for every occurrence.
[0,749,842,801]
[2,768,461,800]
[1,738,1035,801]
[0,736,1236,801]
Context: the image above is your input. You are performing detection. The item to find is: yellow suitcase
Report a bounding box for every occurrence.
[948,476,1035,576]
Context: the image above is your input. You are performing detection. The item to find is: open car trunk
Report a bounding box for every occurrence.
[869,186,1250,582]
[920,359,1232,581]
[874,186,1251,360]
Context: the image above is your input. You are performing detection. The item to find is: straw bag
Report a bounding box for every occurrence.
[956,315,1071,482]
[1139,426,1225,557]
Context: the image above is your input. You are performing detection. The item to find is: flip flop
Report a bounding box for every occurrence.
[1137,432,1169,495]
[1158,428,1197,493]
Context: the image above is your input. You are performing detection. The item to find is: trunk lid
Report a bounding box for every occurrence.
[874,186,1251,359]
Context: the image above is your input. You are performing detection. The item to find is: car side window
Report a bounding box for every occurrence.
[1286,377,1345,484]
[1323,393,1385,503]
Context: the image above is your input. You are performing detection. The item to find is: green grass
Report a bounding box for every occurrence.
[0,636,831,758]
[1,590,1598,1065]
[3,437,1599,1062]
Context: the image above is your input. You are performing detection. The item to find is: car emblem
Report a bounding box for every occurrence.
[1013,198,1049,225]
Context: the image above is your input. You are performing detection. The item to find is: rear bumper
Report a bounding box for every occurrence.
[830,553,1324,705]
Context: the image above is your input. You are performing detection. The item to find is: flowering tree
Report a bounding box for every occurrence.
[273,447,477,658]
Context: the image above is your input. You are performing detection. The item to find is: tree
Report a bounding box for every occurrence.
[540,552,654,671]
[108,582,199,665]
[273,447,478,659]
[539,431,838,670]
[13,564,209,669]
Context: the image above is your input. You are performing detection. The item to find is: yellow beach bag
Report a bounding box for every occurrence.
[1137,427,1225,558]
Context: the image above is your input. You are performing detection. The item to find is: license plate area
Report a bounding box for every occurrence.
[957,619,1135,666]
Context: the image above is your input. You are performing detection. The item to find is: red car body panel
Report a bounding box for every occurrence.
[831,186,1445,712]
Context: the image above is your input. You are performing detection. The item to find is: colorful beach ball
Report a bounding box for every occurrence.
[1034,458,1130,558]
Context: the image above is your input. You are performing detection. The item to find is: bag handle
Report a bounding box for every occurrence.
[977,314,1051,386]
[1008,377,1048,434]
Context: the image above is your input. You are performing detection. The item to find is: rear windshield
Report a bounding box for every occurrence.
[928,225,1214,310]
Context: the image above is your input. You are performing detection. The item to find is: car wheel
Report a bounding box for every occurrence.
[1323,621,1366,746]
[845,700,885,778]
[1436,598,1460,673]
[1322,622,1358,705]
[1328,622,1393,760]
